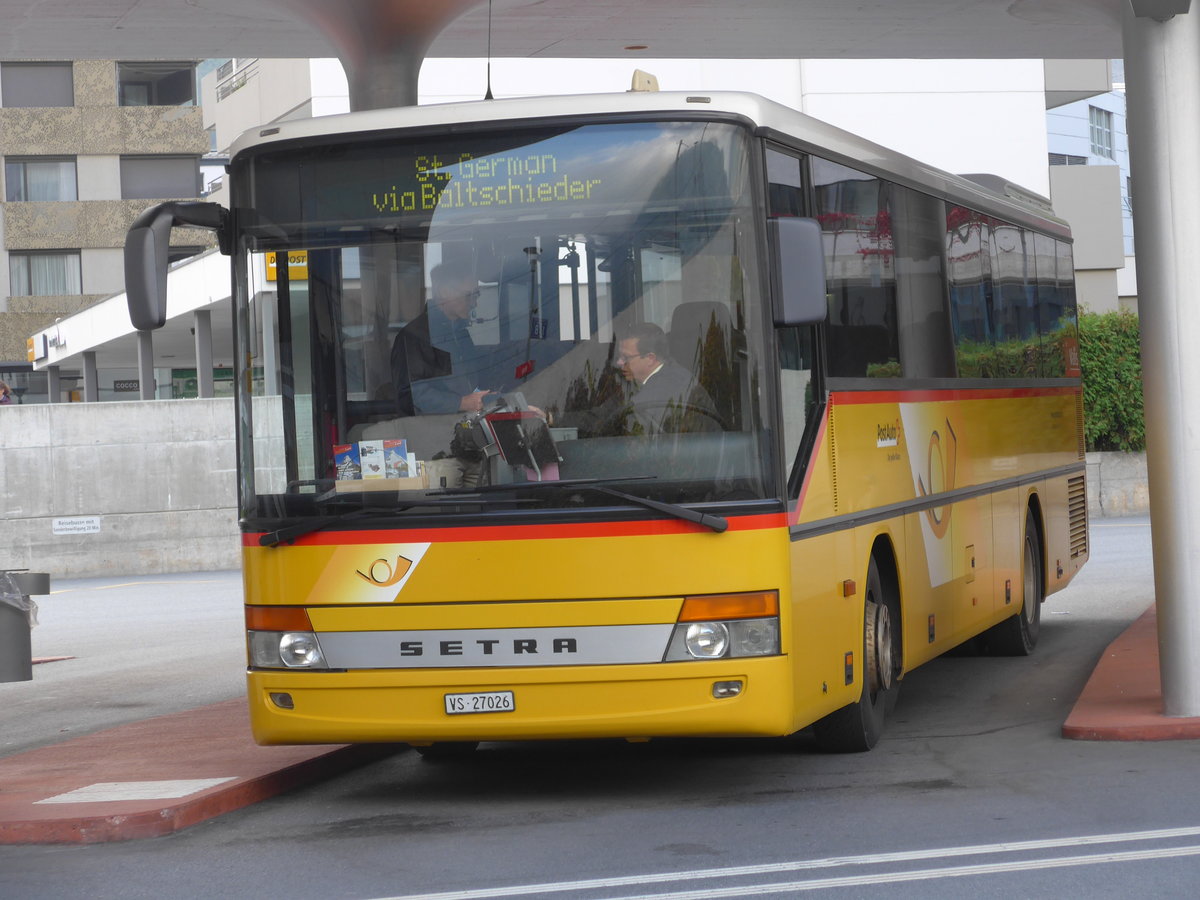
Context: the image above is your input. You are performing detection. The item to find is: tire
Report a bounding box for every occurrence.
[413,741,480,761]
[813,556,900,753]
[980,507,1043,656]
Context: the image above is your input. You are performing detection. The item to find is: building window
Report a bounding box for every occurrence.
[120,156,201,200]
[1048,153,1088,167]
[117,62,196,106]
[9,251,82,296]
[1089,106,1114,159]
[4,157,78,202]
[0,62,74,107]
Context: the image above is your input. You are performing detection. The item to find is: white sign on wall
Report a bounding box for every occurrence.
[52,517,102,535]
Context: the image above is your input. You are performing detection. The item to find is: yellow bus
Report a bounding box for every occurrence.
[126,91,1088,753]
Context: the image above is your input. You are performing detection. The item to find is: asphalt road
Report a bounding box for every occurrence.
[5,516,1200,899]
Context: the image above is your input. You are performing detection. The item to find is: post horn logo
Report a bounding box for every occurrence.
[917,418,957,540]
[356,555,414,587]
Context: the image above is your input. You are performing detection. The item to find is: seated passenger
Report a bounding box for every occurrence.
[391,263,499,416]
[616,323,720,435]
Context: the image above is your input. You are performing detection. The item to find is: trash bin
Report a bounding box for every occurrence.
[1,571,47,683]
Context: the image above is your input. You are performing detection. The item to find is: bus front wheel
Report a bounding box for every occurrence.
[813,556,899,753]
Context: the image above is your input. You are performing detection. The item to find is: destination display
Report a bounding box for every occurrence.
[240,121,748,234]
[371,151,604,214]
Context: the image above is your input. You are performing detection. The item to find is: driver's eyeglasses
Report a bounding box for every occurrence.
[615,352,647,363]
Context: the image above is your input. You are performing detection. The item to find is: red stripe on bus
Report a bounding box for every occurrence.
[830,385,1079,405]
[243,511,789,546]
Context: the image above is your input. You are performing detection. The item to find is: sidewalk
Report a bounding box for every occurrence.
[1062,604,1200,741]
[0,603,1194,845]
[0,698,401,844]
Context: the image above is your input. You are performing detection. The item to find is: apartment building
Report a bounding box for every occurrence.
[0,59,211,399]
[1046,60,1136,313]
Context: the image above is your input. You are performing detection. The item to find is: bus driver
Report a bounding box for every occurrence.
[391,263,499,416]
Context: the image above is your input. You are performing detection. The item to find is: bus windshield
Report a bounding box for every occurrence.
[233,119,776,522]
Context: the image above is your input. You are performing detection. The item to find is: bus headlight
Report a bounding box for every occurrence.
[685,622,729,658]
[664,591,781,661]
[248,631,329,669]
[665,618,780,661]
[728,618,779,656]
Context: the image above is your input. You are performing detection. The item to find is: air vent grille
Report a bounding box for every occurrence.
[1068,475,1088,559]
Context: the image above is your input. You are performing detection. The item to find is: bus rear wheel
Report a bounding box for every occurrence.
[979,507,1042,656]
[813,557,899,753]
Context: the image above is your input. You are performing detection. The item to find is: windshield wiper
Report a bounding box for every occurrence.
[258,509,377,547]
[589,485,728,533]
[431,477,728,533]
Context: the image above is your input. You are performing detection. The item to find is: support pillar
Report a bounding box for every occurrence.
[82,351,99,403]
[283,0,482,112]
[194,309,214,398]
[137,330,155,400]
[46,365,61,404]
[347,49,423,111]
[1122,2,1200,716]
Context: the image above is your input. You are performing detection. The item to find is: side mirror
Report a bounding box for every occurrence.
[124,201,229,331]
[769,217,828,326]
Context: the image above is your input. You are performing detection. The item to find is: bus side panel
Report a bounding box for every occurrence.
[899,509,955,671]
[950,492,995,646]
[787,529,864,726]
[990,486,1024,622]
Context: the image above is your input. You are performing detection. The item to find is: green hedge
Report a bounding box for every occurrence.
[1079,309,1145,452]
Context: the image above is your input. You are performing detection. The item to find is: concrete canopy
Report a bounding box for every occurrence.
[0,0,1125,61]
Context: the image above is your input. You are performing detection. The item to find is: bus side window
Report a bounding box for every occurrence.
[779,326,815,485]
[767,147,816,479]
[947,206,993,377]
[892,186,954,378]
[812,158,901,379]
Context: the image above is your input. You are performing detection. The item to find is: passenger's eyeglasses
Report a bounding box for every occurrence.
[615,352,648,364]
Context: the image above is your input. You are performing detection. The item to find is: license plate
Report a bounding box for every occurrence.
[444,691,515,715]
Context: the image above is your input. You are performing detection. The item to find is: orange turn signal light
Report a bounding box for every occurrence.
[245,605,314,631]
[678,591,779,622]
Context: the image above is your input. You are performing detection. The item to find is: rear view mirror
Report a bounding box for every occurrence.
[769,217,827,326]
[124,201,229,331]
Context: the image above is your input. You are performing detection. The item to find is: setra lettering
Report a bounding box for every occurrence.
[396,637,582,656]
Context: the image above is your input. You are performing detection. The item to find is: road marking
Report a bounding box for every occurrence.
[372,824,1200,900]
[35,778,236,804]
[592,844,1200,898]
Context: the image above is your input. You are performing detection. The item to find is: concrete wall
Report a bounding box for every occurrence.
[1086,451,1150,518]
[0,399,240,577]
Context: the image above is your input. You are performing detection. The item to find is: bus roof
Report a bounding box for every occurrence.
[229,90,1070,239]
